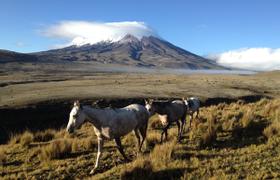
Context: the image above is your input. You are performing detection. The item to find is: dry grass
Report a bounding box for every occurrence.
[38,139,73,162]
[8,133,21,145]
[121,157,153,180]
[0,147,6,165]
[240,107,254,128]
[2,98,280,179]
[263,121,280,139]
[20,131,34,147]
[34,129,55,142]
[200,113,217,147]
[1,68,280,108]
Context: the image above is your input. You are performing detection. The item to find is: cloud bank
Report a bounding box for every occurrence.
[209,48,280,71]
[42,21,157,47]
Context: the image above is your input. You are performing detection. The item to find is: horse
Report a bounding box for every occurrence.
[66,101,150,174]
[145,99,187,143]
[183,97,200,130]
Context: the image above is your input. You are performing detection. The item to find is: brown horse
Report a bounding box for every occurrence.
[145,99,187,142]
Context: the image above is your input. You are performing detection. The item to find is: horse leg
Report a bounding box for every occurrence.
[181,113,187,135]
[134,129,141,150]
[160,123,170,143]
[189,114,193,130]
[139,123,148,152]
[90,137,103,175]
[196,109,200,118]
[114,137,129,161]
[176,120,181,142]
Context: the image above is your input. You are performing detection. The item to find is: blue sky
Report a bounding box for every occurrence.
[0,0,279,58]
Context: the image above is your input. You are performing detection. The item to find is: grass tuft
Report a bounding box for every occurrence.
[38,139,72,162]
[263,121,280,139]
[20,131,34,147]
[0,147,6,165]
[34,129,55,142]
[8,133,21,145]
[200,114,217,148]
[121,158,153,180]
[241,107,254,128]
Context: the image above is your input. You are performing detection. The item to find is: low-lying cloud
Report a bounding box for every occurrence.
[42,21,157,47]
[209,48,280,71]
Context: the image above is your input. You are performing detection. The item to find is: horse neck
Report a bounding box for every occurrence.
[82,106,103,128]
[154,105,168,115]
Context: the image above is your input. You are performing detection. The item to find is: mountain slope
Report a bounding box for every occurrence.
[34,35,226,69]
[0,49,38,62]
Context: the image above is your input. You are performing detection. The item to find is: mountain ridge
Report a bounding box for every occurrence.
[1,35,226,69]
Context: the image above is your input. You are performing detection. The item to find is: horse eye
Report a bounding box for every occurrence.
[73,114,78,118]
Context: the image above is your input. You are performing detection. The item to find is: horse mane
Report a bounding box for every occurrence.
[187,100,194,107]
[152,101,172,108]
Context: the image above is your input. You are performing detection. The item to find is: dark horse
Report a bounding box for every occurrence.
[145,100,187,142]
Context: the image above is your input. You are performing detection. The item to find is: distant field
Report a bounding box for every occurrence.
[1,62,280,108]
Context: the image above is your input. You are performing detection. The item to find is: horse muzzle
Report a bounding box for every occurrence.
[66,126,74,134]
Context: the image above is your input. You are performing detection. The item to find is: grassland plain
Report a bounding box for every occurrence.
[1,98,280,179]
[1,62,280,108]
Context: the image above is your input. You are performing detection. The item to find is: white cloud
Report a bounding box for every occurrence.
[42,21,157,47]
[209,48,280,71]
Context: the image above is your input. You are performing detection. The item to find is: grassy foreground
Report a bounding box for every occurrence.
[1,98,280,179]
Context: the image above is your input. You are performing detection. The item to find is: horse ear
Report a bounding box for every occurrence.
[145,99,152,104]
[74,100,80,107]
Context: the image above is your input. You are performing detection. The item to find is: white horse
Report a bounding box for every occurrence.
[66,101,150,174]
[183,97,200,129]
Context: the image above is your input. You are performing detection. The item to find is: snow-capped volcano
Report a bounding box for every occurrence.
[33,34,225,69]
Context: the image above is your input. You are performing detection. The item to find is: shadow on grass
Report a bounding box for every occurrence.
[2,159,23,167]
[121,167,188,180]
[214,119,269,149]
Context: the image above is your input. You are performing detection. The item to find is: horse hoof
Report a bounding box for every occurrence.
[89,169,96,175]
[124,158,131,162]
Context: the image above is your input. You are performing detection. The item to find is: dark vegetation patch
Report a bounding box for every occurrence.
[0,95,271,144]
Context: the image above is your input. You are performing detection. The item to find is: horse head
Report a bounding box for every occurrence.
[144,99,156,116]
[66,100,86,133]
